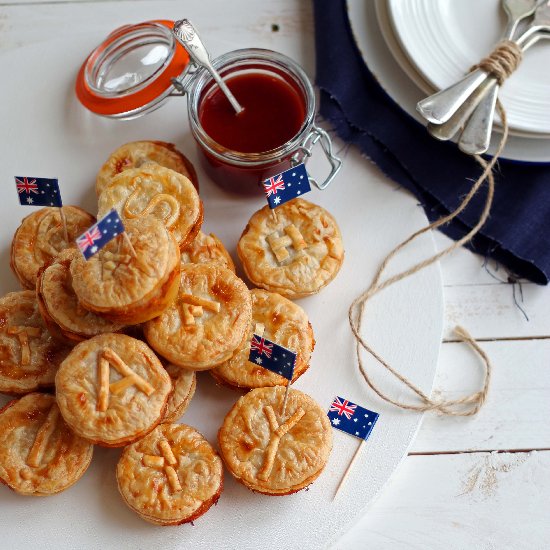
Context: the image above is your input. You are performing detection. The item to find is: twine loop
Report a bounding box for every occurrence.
[349,104,509,417]
[473,40,523,85]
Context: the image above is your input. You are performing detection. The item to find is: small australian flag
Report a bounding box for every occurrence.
[76,208,124,260]
[15,176,62,207]
[262,163,311,209]
[248,334,296,380]
[328,396,379,440]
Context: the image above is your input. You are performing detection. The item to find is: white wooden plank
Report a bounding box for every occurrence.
[0,0,314,73]
[336,451,549,549]
[435,231,517,287]
[411,339,550,453]
[442,281,549,340]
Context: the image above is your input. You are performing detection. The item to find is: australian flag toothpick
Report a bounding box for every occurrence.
[262,163,311,209]
[328,396,379,441]
[15,177,62,207]
[76,208,124,260]
[248,334,296,380]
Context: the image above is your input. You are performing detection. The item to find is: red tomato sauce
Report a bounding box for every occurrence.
[198,72,306,154]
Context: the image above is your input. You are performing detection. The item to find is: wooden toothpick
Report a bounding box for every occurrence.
[281,382,291,420]
[271,208,279,224]
[333,439,366,500]
[121,232,137,258]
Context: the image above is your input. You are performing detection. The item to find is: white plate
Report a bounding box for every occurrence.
[0,35,443,549]
[387,0,550,136]
[347,0,550,163]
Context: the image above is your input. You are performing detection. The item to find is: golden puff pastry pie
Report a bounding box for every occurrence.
[212,289,314,390]
[10,206,95,290]
[55,333,171,447]
[0,291,70,395]
[117,423,223,525]
[0,393,93,496]
[70,216,181,325]
[95,140,199,197]
[97,164,203,250]
[218,386,332,495]
[181,231,235,272]
[237,198,344,299]
[37,249,124,344]
[163,364,196,423]
[143,263,252,371]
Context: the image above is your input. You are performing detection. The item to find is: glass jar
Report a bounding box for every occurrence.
[76,20,341,193]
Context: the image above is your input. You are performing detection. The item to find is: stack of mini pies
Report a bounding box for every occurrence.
[0,140,344,525]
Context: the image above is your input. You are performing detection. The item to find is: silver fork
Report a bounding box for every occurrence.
[459,31,549,154]
[459,0,549,154]
[417,0,550,126]
[427,0,539,142]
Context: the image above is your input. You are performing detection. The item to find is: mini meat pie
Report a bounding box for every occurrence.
[218,386,332,495]
[70,216,181,325]
[116,423,223,525]
[97,164,203,250]
[212,289,314,390]
[163,364,196,423]
[181,231,235,272]
[144,263,252,371]
[55,333,171,447]
[0,393,93,496]
[95,140,199,196]
[0,291,69,395]
[237,198,344,299]
[11,206,95,290]
[37,249,124,344]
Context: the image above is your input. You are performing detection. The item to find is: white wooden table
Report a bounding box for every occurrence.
[2,1,548,548]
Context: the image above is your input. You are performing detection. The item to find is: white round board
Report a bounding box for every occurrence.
[347,0,550,163]
[0,33,443,550]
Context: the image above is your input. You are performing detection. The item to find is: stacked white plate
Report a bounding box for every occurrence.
[347,0,550,163]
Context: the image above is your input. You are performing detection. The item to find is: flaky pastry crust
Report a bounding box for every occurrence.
[143,264,252,371]
[55,333,171,447]
[70,216,181,325]
[237,199,344,298]
[0,291,70,394]
[163,364,196,423]
[0,393,93,496]
[95,140,199,196]
[97,164,203,250]
[212,289,314,390]
[10,206,95,290]
[181,231,235,272]
[37,249,124,344]
[218,386,332,495]
[116,423,223,525]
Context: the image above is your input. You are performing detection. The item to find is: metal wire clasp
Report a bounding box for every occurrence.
[291,125,342,190]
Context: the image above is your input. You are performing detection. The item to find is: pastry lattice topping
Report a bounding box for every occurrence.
[97,348,155,412]
[258,405,306,481]
[123,186,180,229]
[266,223,307,263]
[7,325,41,366]
[142,439,182,494]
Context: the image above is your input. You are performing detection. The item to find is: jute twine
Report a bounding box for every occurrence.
[349,42,521,417]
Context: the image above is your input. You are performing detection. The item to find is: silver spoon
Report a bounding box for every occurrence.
[172,19,244,115]
[458,0,546,154]
[417,0,549,125]
[427,0,539,142]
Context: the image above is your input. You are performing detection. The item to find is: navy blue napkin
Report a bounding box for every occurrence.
[313,0,550,284]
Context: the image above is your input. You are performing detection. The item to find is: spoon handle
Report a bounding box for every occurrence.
[173,19,243,114]
[416,69,488,124]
